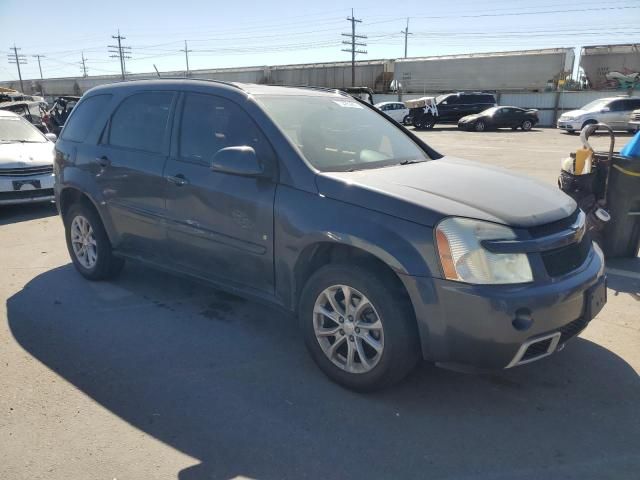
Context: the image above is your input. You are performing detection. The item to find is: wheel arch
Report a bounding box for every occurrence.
[58,187,117,244]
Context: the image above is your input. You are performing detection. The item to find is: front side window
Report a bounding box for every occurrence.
[109,92,174,153]
[179,93,269,165]
[257,95,431,172]
[61,94,112,143]
[609,100,626,112]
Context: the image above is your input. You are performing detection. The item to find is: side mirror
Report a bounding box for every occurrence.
[600,107,610,113]
[211,146,264,177]
[44,132,57,142]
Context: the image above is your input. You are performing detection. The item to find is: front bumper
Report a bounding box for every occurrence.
[557,119,582,131]
[399,242,605,370]
[0,173,55,205]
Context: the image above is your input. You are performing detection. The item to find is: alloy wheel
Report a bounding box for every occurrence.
[313,285,384,374]
[70,215,98,269]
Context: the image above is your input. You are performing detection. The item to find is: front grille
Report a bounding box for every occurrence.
[0,165,53,177]
[529,209,580,238]
[521,338,552,361]
[632,112,640,121]
[558,316,589,344]
[0,188,54,201]
[541,234,591,277]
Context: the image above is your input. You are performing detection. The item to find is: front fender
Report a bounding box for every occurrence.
[274,185,441,310]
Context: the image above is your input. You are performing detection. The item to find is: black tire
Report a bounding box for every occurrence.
[299,264,420,391]
[64,202,124,280]
[566,129,576,135]
[402,115,411,126]
[521,119,533,131]
[474,120,486,132]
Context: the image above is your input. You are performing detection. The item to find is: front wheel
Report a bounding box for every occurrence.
[64,202,124,280]
[402,115,412,126]
[299,264,419,391]
[474,120,486,132]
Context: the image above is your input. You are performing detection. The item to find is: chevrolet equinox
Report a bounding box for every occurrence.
[54,80,607,391]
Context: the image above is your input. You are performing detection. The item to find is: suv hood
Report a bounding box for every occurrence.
[0,142,54,168]
[316,156,575,228]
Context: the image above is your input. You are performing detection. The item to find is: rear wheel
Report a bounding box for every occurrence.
[299,264,419,391]
[474,120,486,132]
[64,202,124,280]
[521,119,533,131]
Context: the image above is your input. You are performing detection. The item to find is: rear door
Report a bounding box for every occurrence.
[164,92,277,294]
[93,91,176,261]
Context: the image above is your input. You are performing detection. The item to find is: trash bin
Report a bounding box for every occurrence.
[599,153,640,258]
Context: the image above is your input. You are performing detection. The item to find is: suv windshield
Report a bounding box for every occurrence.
[257,95,430,172]
[581,99,611,111]
[0,117,46,143]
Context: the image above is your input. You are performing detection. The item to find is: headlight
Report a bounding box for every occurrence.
[435,217,533,284]
[561,116,574,121]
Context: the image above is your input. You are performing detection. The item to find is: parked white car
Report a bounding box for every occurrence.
[374,101,411,124]
[557,96,640,133]
[0,110,57,205]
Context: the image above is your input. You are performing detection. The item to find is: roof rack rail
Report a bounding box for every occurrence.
[117,77,246,91]
[277,85,348,96]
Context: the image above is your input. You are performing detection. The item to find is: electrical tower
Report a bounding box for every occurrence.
[32,54,45,79]
[108,30,131,81]
[181,40,192,77]
[401,18,412,58]
[7,45,27,92]
[341,9,367,87]
[81,52,88,77]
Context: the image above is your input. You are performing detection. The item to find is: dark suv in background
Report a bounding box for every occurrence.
[54,80,605,391]
[411,91,496,129]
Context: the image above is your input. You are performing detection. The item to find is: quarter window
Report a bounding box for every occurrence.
[61,94,112,143]
[109,92,174,153]
[179,93,270,165]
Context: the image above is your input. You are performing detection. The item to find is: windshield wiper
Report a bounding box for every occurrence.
[398,159,424,165]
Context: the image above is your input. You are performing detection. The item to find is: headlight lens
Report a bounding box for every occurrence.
[435,217,533,284]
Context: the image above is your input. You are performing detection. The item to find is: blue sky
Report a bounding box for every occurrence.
[1,0,638,81]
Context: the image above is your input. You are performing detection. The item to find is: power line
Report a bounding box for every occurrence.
[7,45,27,92]
[341,8,367,87]
[401,18,412,58]
[108,30,131,80]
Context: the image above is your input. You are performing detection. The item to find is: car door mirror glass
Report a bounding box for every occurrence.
[600,107,610,113]
[44,132,57,142]
[211,146,264,177]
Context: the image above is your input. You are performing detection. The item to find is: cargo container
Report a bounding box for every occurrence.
[394,48,575,93]
[580,44,640,90]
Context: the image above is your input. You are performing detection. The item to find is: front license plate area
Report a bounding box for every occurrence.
[585,278,607,320]
[13,179,41,191]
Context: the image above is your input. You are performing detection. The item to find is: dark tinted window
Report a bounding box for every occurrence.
[109,92,174,153]
[623,99,640,111]
[61,94,111,143]
[478,94,496,104]
[609,100,626,112]
[179,93,270,165]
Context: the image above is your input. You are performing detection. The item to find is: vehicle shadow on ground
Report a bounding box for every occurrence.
[412,126,544,133]
[0,202,57,226]
[7,263,640,480]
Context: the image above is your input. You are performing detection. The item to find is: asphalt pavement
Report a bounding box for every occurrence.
[1,127,639,480]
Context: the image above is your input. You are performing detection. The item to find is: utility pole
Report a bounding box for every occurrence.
[32,54,45,79]
[181,40,192,77]
[7,45,27,92]
[80,52,88,78]
[108,30,131,81]
[341,8,367,87]
[401,18,412,58]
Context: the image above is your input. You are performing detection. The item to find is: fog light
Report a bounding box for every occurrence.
[512,308,533,331]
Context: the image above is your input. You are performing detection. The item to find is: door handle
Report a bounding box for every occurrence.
[166,174,189,186]
[95,155,111,168]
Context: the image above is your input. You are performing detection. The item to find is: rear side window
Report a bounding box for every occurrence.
[61,94,111,143]
[477,94,495,104]
[109,92,174,153]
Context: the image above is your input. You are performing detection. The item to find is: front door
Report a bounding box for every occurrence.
[164,92,276,294]
[94,91,176,261]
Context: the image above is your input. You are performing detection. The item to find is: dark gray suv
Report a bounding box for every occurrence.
[54,80,606,391]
